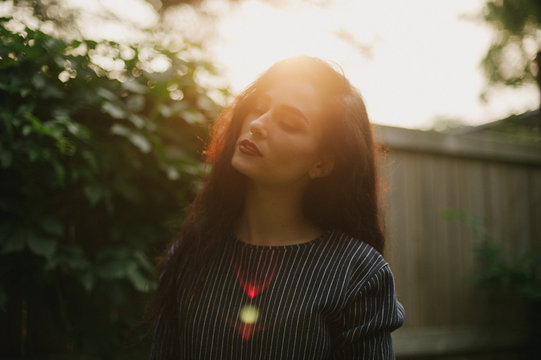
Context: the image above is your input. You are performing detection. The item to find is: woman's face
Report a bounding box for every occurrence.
[231,79,331,188]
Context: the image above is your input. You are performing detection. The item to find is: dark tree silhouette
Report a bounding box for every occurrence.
[480,0,541,131]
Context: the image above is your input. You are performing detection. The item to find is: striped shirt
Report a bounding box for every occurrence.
[151,230,405,359]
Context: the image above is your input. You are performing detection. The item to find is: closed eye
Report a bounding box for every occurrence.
[277,107,307,132]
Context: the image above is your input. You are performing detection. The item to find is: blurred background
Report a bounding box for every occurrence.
[0,0,540,359]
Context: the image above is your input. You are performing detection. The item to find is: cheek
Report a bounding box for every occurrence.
[281,142,317,161]
[272,136,320,171]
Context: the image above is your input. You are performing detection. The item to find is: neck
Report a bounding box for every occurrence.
[236,182,321,246]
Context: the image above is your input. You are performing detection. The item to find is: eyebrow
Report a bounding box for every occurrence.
[279,104,309,125]
[257,93,309,125]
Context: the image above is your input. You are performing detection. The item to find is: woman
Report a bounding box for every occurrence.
[150,56,404,359]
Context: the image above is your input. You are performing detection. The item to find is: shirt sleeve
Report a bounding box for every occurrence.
[331,263,405,359]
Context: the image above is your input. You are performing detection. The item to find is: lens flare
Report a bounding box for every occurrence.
[230,247,283,341]
[239,304,259,324]
[246,285,258,299]
[234,247,282,299]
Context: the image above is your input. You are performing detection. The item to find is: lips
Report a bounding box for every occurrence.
[239,139,262,157]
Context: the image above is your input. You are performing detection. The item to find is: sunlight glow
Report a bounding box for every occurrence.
[208,0,539,129]
[51,0,540,129]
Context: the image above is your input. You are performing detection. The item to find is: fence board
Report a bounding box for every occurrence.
[374,125,541,356]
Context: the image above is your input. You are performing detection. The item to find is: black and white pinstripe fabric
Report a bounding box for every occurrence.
[151,230,405,359]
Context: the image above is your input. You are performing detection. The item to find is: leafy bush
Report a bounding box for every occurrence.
[0,17,223,358]
[442,207,541,355]
[441,209,541,302]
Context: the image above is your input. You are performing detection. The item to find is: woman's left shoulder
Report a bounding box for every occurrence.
[325,230,390,280]
[327,230,387,264]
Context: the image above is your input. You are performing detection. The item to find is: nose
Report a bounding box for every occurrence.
[248,113,269,139]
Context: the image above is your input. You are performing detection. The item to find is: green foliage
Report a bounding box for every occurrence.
[480,0,541,91]
[483,0,541,37]
[479,111,541,143]
[441,205,541,337]
[442,209,541,301]
[0,16,223,358]
[10,0,80,30]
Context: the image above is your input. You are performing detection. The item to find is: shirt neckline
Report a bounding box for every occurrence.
[233,229,332,250]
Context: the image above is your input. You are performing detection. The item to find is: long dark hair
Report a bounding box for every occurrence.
[149,56,384,357]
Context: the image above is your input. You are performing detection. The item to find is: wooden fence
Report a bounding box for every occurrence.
[374,125,541,358]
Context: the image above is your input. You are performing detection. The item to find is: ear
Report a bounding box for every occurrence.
[308,157,334,179]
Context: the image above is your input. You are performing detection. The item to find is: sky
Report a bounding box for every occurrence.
[14,0,539,130]
[204,0,538,130]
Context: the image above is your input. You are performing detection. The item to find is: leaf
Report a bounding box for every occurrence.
[102,101,126,119]
[26,233,57,258]
[134,250,153,272]
[64,254,90,271]
[197,94,219,114]
[50,243,90,271]
[166,166,180,180]
[128,113,145,129]
[56,136,77,156]
[80,271,95,292]
[0,226,26,254]
[110,124,151,153]
[84,184,103,205]
[0,150,12,168]
[95,260,127,280]
[126,94,145,112]
[159,104,173,117]
[39,218,63,236]
[182,109,206,125]
[42,83,64,99]
[27,147,40,162]
[126,265,150,292]
[85,39,98,50]
[96,87,118,101]
[32,73,46,89]
[51,159,66,185]
[121,79,147,94]
[114,179,141,203]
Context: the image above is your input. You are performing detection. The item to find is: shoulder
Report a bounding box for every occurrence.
[326,230,388,272]
[325,230,391,295]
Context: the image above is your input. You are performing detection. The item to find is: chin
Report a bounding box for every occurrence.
[231,154,252,177]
